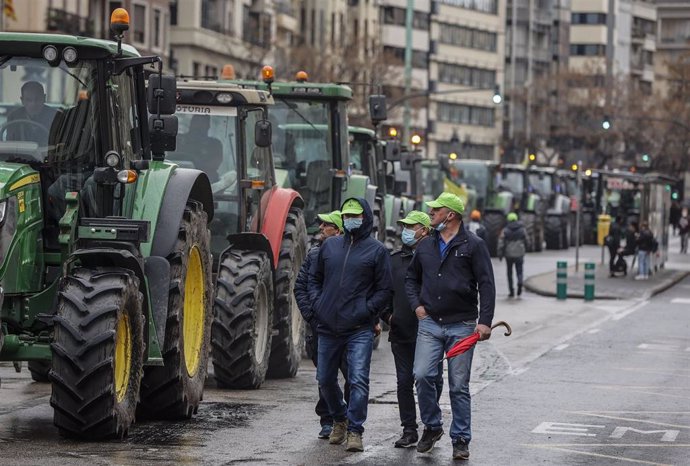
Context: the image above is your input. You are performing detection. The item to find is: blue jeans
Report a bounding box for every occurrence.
[317,329,374,434]
[638,250,650,277]
[414,317,476,444]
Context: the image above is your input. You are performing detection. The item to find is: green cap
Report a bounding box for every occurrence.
[397,210,431,228]
[507,212,518,222]
[425,192,465,214]
[341,198,364,215]
[317,210,344,232]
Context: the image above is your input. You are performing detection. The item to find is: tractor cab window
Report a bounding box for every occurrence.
[528,172,551,197]
[107,71,140,168]
[499,170,524,195]
[349,134,363,172]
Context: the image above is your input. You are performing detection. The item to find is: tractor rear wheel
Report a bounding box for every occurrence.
[483,212,504,257]
[28,361,51,382]
[138,201,213,419]
[267,207,307,378]
[212,250,273,389]
[544,215,562,250]
[50,267,144,439]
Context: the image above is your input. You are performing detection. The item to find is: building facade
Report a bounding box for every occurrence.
[655,0,690,97]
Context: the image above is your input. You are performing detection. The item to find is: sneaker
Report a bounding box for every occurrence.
[452,438,470,460]
[634,275,643,280]
[416,428,444,453]
[394,430,419,448]
[517,284,523,296]
[346,431,363,452]
[318,424,333,439]
[329,420,347,445]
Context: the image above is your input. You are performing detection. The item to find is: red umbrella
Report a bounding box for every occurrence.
[445,321,512,360]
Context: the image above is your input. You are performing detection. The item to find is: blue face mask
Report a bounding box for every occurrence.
[344,218,363,232]
[401,228,418,246]
[435,214,451,232]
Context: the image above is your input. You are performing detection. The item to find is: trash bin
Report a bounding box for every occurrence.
[597,214,611,246]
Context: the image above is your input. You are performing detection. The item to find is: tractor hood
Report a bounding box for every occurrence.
[0,162,40,199]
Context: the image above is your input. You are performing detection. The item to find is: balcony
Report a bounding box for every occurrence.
[46,7,94,36]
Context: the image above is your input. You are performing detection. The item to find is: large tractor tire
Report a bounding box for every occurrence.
[483,212,505,257]
[522,212,537,252]
[50,267,144,439]
[582,211,595,244]
[28,360,51,382]
[560,216,570,250]
[212,250,273,389]
[138,201,213,419]
[268,207,308,378]
[544,215,562,250]
[569,212,582,246]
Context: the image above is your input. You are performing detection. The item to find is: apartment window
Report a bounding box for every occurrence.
[570,44,606,56]
[438,63,496,89]
[201,0,224,33]
[437,0,497,15]
[571,13,606,25]
[193,62,201,77]
[153,8,163,49]
[133,3,147,44]
[205,65,218,78]
[383,46,428,68]
[438,23,497,52]
[170,0,177,25]
[438,103,495,127]
[382,6,429,30]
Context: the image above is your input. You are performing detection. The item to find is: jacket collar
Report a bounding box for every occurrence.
[432,221,468,247]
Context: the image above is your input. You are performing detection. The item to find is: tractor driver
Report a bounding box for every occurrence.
[6,81,58,146]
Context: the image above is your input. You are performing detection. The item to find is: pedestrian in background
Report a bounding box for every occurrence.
[606,216,624,277]
[679,208,689,254]
[406,192,496,460]
[635,221,654,280]
[294,210,348,439]
[465,209,486,242]
[497,212,528,297]
[309,198,393,452]
[670,201,681,236]
[381,211,442,449]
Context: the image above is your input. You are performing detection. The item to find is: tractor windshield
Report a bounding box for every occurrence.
[0,57,99,170]
[421,161,444,197]
[498,170,524,195]
[528,172,552,197]
[453,161,489,195]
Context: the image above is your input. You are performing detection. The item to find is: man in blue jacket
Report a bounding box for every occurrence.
[406,192,496,461]
[309,197,393,452]
[294,210,349,439]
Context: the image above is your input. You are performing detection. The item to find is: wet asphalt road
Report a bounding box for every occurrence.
[1,246,688,465]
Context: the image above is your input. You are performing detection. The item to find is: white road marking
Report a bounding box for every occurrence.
[554,344,569,351]
[588,328,601,334]
[612,300,650,321]
[670,298,690,304]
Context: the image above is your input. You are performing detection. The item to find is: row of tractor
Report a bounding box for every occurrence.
[0,8,442,441]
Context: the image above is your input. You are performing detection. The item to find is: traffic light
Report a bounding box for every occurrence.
[602,115,611,130]
[672,191,679,200]
[642,154,650,163]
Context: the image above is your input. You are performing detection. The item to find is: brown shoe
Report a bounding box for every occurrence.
[329,420,347,444]
[346,431,363,452]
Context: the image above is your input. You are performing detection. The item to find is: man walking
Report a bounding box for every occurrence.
[465,209,487,242]
[294,210,348,439]
[406,192,495,460]
[497,212,529,297]
[679,208,689,254]
[635,221,654,280]
[605,216,624,277]
[381,211,442,448]
[309,198,393,452]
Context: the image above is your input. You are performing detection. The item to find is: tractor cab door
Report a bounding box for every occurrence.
[240,108,273,234]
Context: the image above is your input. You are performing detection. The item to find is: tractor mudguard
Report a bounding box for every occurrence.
[260,187,303,268]
[221,233,274,272]
[144,256,170,350]
[69,248,163,362]
[150,168,213,258]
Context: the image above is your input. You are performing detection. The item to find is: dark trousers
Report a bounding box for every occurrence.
[506,257,524,293]
[310,328,350,426]
[607,244,619,272]
[391,341,443,432]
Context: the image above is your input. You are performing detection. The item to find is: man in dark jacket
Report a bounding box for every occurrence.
[606,216,624,276]
[635,221,655,280]
[406,192,495,461]
[294,210,347,439]
[497,212,528,297]
[308,197,393,452]
[381,210,442,448]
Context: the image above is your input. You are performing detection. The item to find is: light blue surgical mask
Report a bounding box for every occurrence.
[435,214,451,232]
[401,228,418,246]
[344,218,363,232]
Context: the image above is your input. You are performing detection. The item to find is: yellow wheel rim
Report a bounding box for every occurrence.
[114,314,131,403]
[183,245,205,378]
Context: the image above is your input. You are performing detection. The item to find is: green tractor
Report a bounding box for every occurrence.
[533,166,571,250]
[228,71,375,239]
[169,79,307,386]
[0,15,214,439]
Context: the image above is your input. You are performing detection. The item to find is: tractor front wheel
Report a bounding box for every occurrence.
[483,212,505,257]
[50,267,144,439]
[138,201,213,419]
[267,207,308,379]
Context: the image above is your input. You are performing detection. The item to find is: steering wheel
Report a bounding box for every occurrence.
[0,119,50,143]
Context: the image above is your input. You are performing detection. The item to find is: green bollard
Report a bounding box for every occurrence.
[584,262,595,301]
[557,261,567,300]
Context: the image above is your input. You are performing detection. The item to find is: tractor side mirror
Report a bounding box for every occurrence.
[147,74,177,115]
[149,115,178,158]
[384,140,401,161]
[368,95,387,124]
[255,119,272,148]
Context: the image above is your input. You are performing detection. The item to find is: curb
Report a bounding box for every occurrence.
[524,270,689,300]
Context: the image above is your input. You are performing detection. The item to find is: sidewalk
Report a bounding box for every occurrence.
[525,233,689,300]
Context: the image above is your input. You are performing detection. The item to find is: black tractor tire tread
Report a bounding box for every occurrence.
[267,207,308,378]
[483,212,505,257]
[50,267,144,440]
[212,250,273,389]
[544,215,562,250]
[28,360,51,383]
[138,201,213,420]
